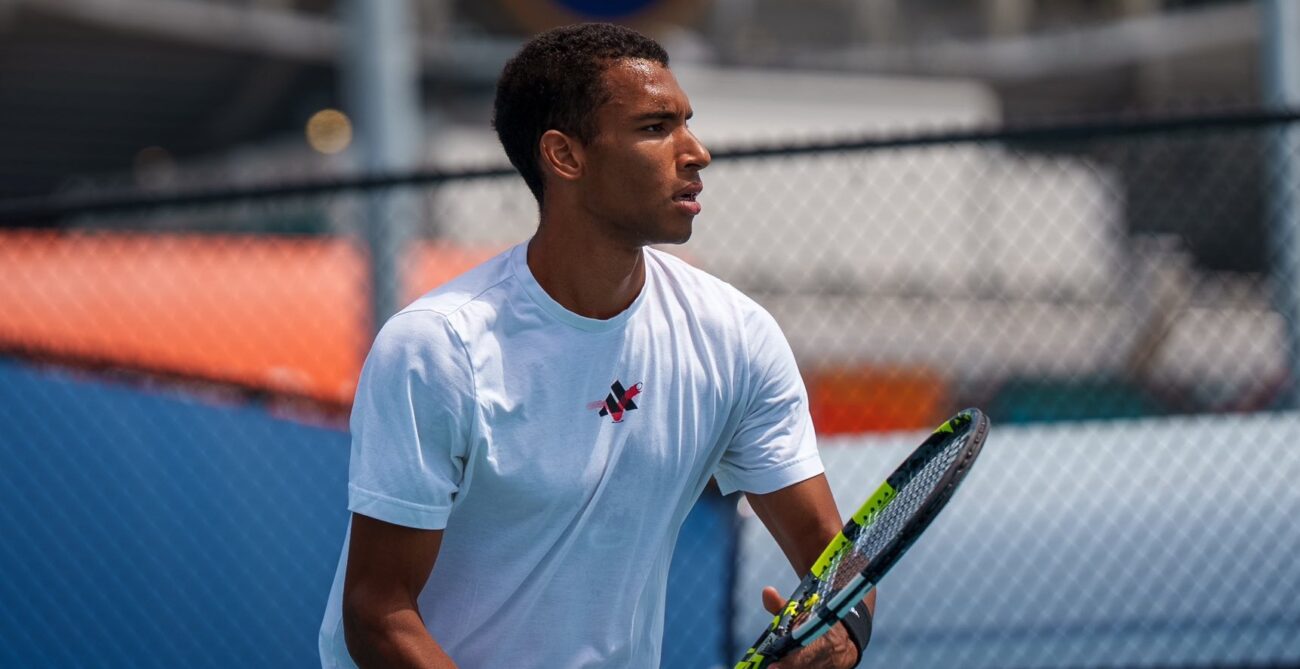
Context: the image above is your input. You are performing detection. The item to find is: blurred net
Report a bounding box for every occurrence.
[1,110,1298,668]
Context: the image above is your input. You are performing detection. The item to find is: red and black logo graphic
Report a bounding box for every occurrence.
[588,380,642,423]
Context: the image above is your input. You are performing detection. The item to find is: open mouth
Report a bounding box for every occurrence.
[674,183,703,202]
[673,187,703,215]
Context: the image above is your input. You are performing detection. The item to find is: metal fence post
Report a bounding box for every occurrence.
[342,0,424,334]
[1263,0,1300,408]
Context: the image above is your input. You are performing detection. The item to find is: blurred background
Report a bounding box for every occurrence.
[2,0,1299,667]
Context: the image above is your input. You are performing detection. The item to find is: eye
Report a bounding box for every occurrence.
[643,123,666,133]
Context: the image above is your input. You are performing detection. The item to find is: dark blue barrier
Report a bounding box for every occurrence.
[0,360,732,667]
[0,361,352,667]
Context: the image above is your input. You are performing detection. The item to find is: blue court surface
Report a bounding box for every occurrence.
[0,360,732,668]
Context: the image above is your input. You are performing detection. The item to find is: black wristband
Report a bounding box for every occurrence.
[840,600,872,666]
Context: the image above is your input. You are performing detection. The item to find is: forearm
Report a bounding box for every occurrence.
[749,474,844,575]
[344,608,457,669]
[343,514,451,667]
[783,516,844,576]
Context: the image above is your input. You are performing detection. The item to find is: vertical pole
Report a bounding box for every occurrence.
[721,491,742,664]
[1263,0,1300,407]
[983,0,1030,38]
[342,0,424,333]
[710,0,752,65]
[853,0,899,46]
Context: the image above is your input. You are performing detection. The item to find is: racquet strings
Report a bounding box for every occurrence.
[812,428,973,603]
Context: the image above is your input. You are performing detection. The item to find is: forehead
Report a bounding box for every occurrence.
[598,58,690,116]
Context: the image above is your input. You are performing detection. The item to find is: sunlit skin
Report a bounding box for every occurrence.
[528,58,710,320]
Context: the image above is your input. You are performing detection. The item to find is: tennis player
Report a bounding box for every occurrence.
[319,22,874,669]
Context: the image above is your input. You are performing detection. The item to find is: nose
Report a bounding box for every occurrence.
[679,128,711,172]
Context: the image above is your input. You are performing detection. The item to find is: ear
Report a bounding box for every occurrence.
[538,129,585,184]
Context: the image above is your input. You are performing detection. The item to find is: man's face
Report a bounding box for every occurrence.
[579,58,711,246]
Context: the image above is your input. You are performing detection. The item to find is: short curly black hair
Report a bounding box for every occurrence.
[493,23,670,205]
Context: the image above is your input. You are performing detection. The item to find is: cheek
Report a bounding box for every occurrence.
[630,150,673,195]
[597,152,662,201]
[585,140,673,215]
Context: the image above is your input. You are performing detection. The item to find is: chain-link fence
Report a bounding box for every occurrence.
[2,110,1298,668]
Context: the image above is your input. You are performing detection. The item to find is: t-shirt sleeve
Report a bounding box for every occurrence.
[346,309,476,530]
[714,304,824,496]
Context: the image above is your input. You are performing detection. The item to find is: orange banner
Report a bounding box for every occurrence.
[0,231,499,405]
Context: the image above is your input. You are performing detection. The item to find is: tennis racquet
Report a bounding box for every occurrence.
[734,408,990,669]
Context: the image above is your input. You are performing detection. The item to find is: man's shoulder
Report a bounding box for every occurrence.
[645,248,792,364]
[646,246,767,316]
[373,245,519,354]
[401,245,518,320]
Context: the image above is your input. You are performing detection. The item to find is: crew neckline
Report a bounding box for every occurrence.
[510,241,651,332]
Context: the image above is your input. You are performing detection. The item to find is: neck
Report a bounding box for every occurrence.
[527,206,646,320]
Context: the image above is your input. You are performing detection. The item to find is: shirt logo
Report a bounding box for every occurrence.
[588,380,642,423]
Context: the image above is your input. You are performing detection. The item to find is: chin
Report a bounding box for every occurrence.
[657,216,695,245]
[651,226,692,246]
[619,214,693,247]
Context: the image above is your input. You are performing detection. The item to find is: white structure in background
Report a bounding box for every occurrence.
[675,67,1121,302]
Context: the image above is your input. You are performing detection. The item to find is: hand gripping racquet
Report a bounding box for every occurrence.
[735,408,990,668]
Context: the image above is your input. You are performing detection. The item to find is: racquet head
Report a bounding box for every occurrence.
[735,408,990,669]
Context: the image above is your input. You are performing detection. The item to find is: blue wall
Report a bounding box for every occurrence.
[0,360,732,668]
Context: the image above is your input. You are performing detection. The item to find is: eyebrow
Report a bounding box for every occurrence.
[632,109,693,123]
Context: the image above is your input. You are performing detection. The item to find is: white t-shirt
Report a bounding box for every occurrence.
[319,242,823,669]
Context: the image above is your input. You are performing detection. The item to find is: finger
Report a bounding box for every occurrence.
[761,586,786,615]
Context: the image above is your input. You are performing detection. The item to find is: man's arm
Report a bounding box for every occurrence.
[746,474,878,669]
[746,474,842,574]
[342,513,457,669]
